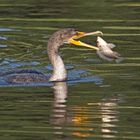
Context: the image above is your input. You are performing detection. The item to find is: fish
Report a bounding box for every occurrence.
[96,36,123,63]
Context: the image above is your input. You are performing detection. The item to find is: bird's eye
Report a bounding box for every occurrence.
[75,31,80,36]
[76,32,79,35]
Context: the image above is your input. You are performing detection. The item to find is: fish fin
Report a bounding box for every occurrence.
[102,51,120,59]
[96,50,114,61]
[115,57,124,63]
[113,51,121,57]
[107,43,116,49]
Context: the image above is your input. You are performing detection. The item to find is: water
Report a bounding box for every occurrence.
[0,0,140,139]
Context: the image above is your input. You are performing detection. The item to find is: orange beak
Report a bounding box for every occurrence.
[69,31,103,50]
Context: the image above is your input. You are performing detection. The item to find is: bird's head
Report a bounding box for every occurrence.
[48,28,102,50]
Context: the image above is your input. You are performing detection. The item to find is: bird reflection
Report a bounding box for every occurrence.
[101,98,119,138]
[50,81,68,126]
[50,82,119,139]
[53,81,67,105]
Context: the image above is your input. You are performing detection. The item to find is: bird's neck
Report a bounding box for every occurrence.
[48,43,67,82]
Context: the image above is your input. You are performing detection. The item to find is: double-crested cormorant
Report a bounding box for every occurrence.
[3,28,102,84]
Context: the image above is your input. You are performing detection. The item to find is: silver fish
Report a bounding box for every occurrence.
[96,37,123,63]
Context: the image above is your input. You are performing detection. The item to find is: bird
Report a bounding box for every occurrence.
[2,28,102,84]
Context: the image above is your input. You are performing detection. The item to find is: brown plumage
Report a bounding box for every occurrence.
[3,28,100,84]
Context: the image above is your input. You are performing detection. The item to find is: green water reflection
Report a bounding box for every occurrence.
[0,0,140,139]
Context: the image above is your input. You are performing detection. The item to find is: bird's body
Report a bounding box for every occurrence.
[6,73,48,84]
[1,28,102,84]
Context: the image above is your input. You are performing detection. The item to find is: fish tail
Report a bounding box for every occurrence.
[115,57,124,63]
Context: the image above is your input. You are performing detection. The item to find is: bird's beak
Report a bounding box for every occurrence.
[69,31,103,50]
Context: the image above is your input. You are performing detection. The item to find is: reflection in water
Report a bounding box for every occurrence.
[101,98,119,138]
[0,0,139,139]
[50,81,69,135]
[50,82,119,139]
[71,98,119,139]
[53,82,67,103]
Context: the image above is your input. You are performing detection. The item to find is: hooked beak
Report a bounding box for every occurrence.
[69,31,103,50]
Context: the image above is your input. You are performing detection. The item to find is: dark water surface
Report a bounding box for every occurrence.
[0,0,140,139]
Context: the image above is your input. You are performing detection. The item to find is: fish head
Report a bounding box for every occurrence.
[97,36,108,49]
